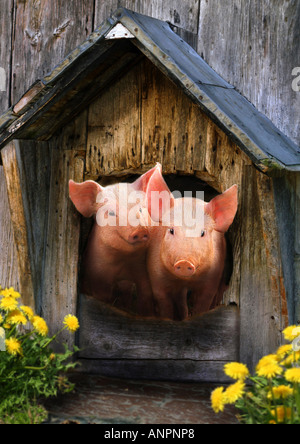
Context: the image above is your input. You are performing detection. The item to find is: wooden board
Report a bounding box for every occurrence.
[198,0,300,147]
[0,166,19,290]
[78,295,239,382]
[0,0,13,114]
[11,0,95,104]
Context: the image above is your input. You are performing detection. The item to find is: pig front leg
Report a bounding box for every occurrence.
[135,278,155,317]
[190,289,216,317]
[152,288,175,320]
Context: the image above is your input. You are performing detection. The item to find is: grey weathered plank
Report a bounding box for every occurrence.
[0,166,19,290]
[78,359,233,383]
[94,0,201,34]
[1,141,35,307]
[78,295,240,361]
[13,140,51,312]
[0,0,13,114]
[239,166,283,371]
[11,0,95,104]
[42,146,84,344]
[198,0,300,147]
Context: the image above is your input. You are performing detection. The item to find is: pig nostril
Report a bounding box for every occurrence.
[133,235,139,240]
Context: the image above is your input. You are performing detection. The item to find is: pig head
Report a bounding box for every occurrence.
[69,164,161,316]
[146,171,238,320]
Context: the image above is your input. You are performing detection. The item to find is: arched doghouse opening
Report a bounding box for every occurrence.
[78,172,235,320]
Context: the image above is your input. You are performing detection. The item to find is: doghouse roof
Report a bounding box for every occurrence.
[0,8,299,172]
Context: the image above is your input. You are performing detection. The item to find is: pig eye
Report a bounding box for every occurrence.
[201,230,206,237]
[170,228,175,235]
[109,211,116,217]
[139,208,142,213]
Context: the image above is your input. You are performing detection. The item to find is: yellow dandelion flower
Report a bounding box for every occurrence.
[0,287,21,299]
[0,313,3,323]
[20,305,34,320]
[211,387,226,413]
[0,296,18,312]
[257,363,283,379]
[5,337,22,356]
[32,316,49,336]
[282,351,300,366]
[49,353,55,361]
[271,406,292,423]
[283,326,300,342]
[6,310,27,326]
[277,344,293,359]
[256,354,279,371]
[63,314,80,333]
[285,368,300,384]
[224,381,245,404]
[224,362,249,381]
[268,385,293,400]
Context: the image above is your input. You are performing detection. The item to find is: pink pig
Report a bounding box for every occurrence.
[146,169,238,320]
[69,165,161,316]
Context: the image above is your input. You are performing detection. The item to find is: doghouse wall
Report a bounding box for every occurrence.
[42,56,288,371]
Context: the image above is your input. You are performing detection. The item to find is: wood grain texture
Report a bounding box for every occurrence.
[78,295,239,360]
[0,167,19,289]
[11,0,95,104]
[239,166,283,371]
[78,359,233,383]
[13,140,51,311]
[1,141,35,307]
[42,146,84,345]
[94,0,201,34]
[198,0,300,147]
[0,0,13,114]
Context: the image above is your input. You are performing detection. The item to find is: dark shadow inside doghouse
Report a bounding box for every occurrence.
[79,173,234,320]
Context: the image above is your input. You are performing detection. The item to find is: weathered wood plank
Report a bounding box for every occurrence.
[0,166,19,289]
[78,359,233,383]
[239,166,282,371]
[78,295,240,361]
[0,0,13,114]
[12,140,51,312]
[256,172,289,330]
[294,173,300,323]
[95,0,201,34]
[11,0,95,104]
[86,60,142,180]
[1,141,35,307]
[198,0,300,147]
[42,145,85,345]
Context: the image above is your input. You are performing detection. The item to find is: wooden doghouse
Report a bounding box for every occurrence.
[0,8,299,381]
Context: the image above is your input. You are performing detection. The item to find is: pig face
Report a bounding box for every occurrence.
[146,173,238,280]
[69,164,162,252]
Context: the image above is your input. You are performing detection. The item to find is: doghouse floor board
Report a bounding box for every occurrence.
[43,374,238,424]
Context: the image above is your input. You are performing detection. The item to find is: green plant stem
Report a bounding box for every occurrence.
[42,326,67,349]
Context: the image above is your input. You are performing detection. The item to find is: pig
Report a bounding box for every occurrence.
[145,169,238,320]
[69,165,161,316]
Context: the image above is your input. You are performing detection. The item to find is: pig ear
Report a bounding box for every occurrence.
[205,185,238,233]
[131,163,162,192]
[145,166,174,222]
[69,180,104,218]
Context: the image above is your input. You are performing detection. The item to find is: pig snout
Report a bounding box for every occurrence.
[128,228,149,244]
[174,260,196,277]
